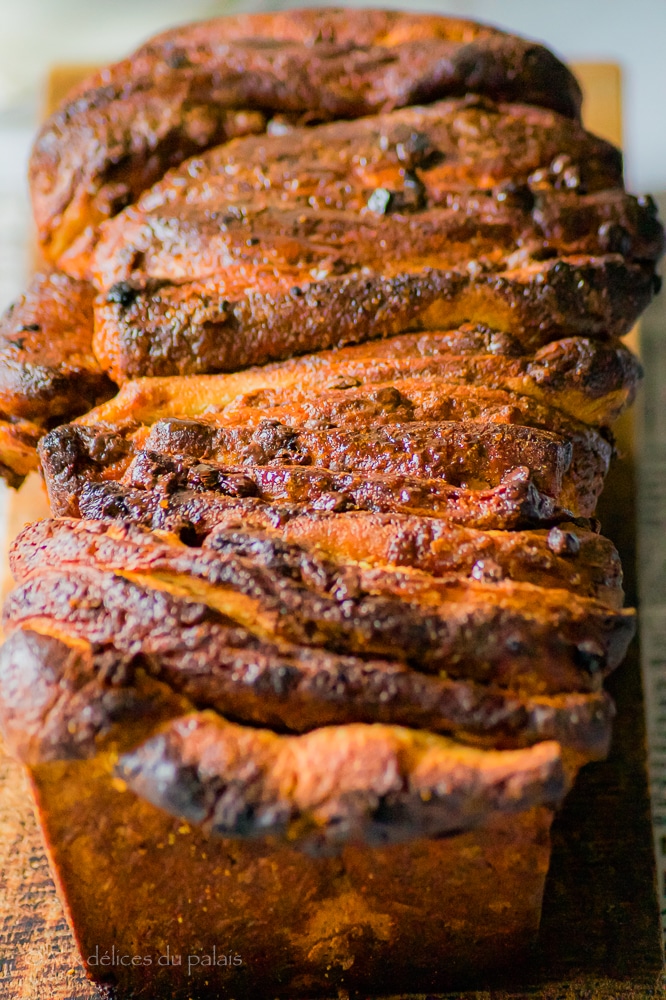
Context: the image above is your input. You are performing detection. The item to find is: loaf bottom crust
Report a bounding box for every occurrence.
[27,753,555,997]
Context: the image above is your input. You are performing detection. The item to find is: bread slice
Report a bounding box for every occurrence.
[0,271,114,483]
[117,712,567,851]
[75,327,645,428]
[204,511,625,608]
[79,95,658,379]
[5,518,634,696]
[31,9,583,260]
[92,255,655,381]
[86,99,634,287]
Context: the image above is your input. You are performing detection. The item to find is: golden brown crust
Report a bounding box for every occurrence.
[41,429,567,528]
[61,411,603,518]
[82,97,658,380]
[7,562,621,696]
[0,618,615,761]
[116,712,566,851]
[70,476,559,542]
[0,271,116,484]
[30,9,583,260]
[93,256,654,382]
[90,377,610,518]
[120,99,626,222]
[0,271,112,424]
[141,377,594,434]
[79,327,643,429]
[152,377,612,516]
[5,518,634,696]
[134,381,613,518]
[204,512,624,608]
[38,324,635,522]
[61,414,582,507]
[87,99,632,287]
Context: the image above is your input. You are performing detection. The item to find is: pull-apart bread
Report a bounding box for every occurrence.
[0,8,661,998]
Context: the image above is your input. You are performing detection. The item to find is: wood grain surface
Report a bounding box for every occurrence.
[0,61,664,1000]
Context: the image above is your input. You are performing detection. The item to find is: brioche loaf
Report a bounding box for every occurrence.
[0,8,661,997]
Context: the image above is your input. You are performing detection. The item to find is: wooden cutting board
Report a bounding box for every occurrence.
[0,63,663,1000]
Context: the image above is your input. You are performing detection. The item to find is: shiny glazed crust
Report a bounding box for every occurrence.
[0,12,655,484]
[30,8,583,260]
[0,272,115,484]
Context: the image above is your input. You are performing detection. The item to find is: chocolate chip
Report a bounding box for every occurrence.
[216,473,259,499]
[598,221,632,256]
[496,182,535,212]
[107,282,139,308]
[165,49,191,70]
[392,171,426,211]
[395,130,443,169]
[20,323,40,332]
[371,386,405,409]
[547,526,581,556]
[188,463,222,490]
[637,194,658,216]
[574,641,605,674]
[89,432,132,465]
